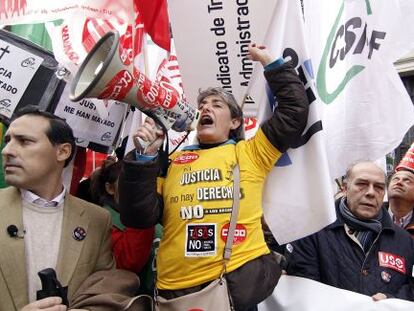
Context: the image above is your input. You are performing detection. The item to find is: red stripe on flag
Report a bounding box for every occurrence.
[134,0,171,51]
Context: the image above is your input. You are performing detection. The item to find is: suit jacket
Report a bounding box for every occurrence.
[0,187,115,311]
[405,214,414,238]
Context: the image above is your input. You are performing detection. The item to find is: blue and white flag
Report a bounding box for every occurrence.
[247,0,336,244]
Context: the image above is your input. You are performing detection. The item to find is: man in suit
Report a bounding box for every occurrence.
[0,107,115,310]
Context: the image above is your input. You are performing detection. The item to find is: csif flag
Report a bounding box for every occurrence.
[304,0,414,179]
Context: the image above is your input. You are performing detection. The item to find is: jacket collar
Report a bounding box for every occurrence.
[55,194,88,287]
[182,139,236,151]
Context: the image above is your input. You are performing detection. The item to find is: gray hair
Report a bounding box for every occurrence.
[344,161,386,185]
[197,87,244,141]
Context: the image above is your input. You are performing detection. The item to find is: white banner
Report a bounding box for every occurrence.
[0,0,133,26]
[259,275,414,311]
[168,0,278,106]
[247,0,335,243]
[304,0,414,179]
[0,38,43,118]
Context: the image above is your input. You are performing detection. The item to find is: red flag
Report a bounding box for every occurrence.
[134,0,171,51]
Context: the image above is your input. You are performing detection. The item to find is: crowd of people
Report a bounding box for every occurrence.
[0,43,413,311]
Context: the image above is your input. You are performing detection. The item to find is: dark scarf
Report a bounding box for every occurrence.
[339,197,383,253]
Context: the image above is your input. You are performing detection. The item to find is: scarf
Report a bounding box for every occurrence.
[339,197,383,253]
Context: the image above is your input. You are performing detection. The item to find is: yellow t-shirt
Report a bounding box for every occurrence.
[156,129,282,289]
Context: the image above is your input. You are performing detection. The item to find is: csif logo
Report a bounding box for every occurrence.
[21,57,36,69]
[101,132,112,142]
[316,0,386,104]
[0,98,11,108]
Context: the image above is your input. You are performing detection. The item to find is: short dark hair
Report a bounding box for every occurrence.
[90,157,122,205]
[197,87,244,141]
[12,106,76,167]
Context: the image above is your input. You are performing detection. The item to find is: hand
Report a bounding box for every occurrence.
[248,43,274,67]
[133,117,165,155]
[372,293,387,301]
[20,297,67,311]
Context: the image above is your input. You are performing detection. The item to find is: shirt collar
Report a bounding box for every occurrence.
[388,209,413,228]
[21,187,66,208]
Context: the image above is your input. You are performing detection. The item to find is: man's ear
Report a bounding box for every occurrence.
[230,118,242,130]
[343,182,348,194]
[56,143,72,164]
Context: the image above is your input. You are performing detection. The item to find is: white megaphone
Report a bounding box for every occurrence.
[70,30,199,148]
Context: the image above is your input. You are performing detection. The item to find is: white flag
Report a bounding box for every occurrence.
[0,0,133,26]
[259,275,414,311]
[247,0,336,244]
[304,0,414,179]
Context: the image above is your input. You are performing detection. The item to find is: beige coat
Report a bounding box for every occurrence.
[0,187,115,311]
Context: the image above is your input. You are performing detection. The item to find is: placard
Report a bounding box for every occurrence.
[55,84,128,149]
[0,38,43,118]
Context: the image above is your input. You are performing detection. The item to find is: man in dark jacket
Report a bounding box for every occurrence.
[286,161,414,301]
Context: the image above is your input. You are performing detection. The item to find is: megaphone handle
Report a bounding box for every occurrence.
[135,122,164,152]
[136,136,152,151]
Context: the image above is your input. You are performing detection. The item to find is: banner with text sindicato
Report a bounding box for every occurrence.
[0,38,43,118]
[168,0,278,108]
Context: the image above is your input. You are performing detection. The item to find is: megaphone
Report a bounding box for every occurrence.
[70,30,199,148]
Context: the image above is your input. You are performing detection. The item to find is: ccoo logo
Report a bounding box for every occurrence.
[173,152,199,164]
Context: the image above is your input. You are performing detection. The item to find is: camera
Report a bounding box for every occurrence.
[36,268,69,307]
